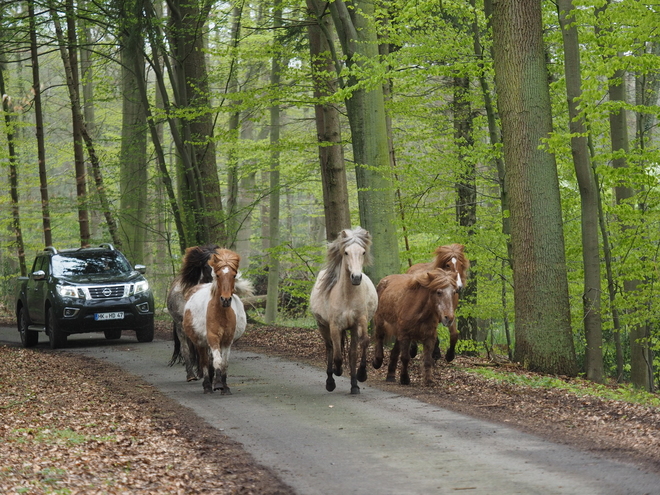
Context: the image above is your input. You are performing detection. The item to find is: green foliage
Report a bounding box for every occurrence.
[467,367,660,408]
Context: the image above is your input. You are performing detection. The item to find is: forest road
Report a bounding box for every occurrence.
[2,327,659,495]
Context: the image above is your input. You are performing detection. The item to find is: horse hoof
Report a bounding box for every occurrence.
[203,387,213,394]
[445,349,455,362]
[334,368,343,377]
[357,367,367,382]
[432,349,442,361]
[326,379,336,392]
[187,376,199,382]
[385,375,396,383]
[400,376,410,386]
[350,386,360,395]
[221,388,232,395]
[372,358,382,369]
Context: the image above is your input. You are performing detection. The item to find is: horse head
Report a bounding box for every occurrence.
[420,269,458,327]
[432,244,469,291]
[343,236,367,286]
[209,249,241,307]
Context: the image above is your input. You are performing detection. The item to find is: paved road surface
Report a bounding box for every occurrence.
[2,327,659,495]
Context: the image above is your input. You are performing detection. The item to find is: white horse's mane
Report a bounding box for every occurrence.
[318,227,372,295]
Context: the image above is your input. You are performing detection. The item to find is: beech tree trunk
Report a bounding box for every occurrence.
[557,0,604,383]
[491,0,577,376]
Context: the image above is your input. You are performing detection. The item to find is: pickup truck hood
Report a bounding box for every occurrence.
[57,272,143,285]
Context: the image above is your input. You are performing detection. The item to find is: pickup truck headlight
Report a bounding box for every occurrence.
[57,285,84,299]
[133,280,149,295]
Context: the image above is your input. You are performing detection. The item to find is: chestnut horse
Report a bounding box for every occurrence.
[183,249,254,394]
[372,269,457,385]
[407,244,469,362]
[309,227,378,394]
[167,245,218,381]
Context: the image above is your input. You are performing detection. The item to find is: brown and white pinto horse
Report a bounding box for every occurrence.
[309,227,378,394]
[372,269,458,385]
[183,249,253,394]
[406,244,469,362]
[167,245,219,381]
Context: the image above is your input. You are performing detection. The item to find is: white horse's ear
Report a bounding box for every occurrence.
[341,230,348,238]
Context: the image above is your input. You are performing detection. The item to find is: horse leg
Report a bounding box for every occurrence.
[445,320,458,362]
[178,325,199,382]
[213,347,232,395]
[325,339,336,392]
[399,338,412,386]
[372,322,385,369]
[410,341,418,359]
[386,340,401,383]
[349,327,360,395]
[432,335,442,361]
[198,347,213,394]
[356,316,369,385]
[422,335,436,385]
[330,325,343,377]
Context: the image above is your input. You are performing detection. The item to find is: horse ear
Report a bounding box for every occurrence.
[341,230,348,239]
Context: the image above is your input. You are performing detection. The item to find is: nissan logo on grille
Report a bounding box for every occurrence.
[102,288,112,297]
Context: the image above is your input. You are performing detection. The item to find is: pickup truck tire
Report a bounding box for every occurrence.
[47,307,67,349]
[104,329,122,340]
[18,307,39,348]
[136,320,154,343]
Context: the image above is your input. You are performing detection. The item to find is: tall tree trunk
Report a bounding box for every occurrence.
[49,0,90,246]
[453,74,478,343]
[169,0,226,246]
[0,63,26,275]
[28,0,52,248]
[79,4,102,241]
[119,0,148,263]
[50,0,121,248]
[307,0,351,242]
[265,0,283,324]
[329,0,400,284]
[491,0,577,376]
[595,3,651,391]
[226,4,242,247]
[557,0,604,383]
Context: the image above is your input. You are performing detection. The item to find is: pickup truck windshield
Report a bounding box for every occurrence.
[51,253,133,277]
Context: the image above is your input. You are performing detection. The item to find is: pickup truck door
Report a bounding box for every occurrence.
[27,256,48,325]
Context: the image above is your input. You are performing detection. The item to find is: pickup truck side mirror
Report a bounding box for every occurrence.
[32,270,46,281]
[134,264,146,274]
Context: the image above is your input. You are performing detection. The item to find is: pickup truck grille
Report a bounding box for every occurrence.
[88,285,126,299]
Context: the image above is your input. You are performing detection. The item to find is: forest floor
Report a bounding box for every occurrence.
[2,314,660,494]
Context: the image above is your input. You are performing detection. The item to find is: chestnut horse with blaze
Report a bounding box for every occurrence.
[183,249,253,394]
[372,269,458,385]
[407,244,469,362]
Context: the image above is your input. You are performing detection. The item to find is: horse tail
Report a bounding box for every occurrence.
[234,273,255,298]
[168,322,182,367]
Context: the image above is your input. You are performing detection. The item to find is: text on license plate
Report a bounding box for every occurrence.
[95,312,124,321]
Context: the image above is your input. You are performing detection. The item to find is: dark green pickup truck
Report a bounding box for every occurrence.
[15,244,155,349]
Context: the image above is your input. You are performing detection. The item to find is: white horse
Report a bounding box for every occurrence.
[309,227,378,394]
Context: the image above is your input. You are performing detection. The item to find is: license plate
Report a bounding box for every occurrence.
[95,312,124,321]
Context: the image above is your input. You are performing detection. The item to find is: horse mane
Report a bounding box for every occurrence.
[430,244,470,274]
[412,269,457,292]
[318,227,373,295]
[209,249,241,297]
[235,272,255,298]
[177,244,220,292]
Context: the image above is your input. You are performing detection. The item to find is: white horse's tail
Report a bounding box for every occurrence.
[235,272,255,298]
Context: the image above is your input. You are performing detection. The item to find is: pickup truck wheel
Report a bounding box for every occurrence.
[47,307,67,349]
[104,329,122,340]
[136,319,154,343]
[18,307,38,348]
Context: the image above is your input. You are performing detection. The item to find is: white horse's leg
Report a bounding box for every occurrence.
[356,315,369,385]
[330,324,343,377]
[349,325,360,395]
